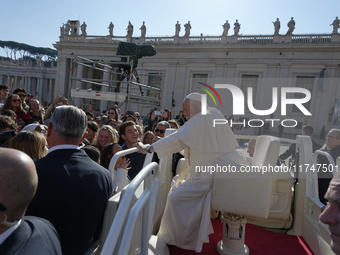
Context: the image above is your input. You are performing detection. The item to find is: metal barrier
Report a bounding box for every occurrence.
[101,162,159,255]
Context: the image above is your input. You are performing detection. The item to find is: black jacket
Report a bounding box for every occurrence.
[0,216,62,255]
[26,149,113,255]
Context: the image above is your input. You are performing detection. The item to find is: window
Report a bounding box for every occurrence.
[241,74,259,107]
[147,73,162,98]
[192,73,208,92]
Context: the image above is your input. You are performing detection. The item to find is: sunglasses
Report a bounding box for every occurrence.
[18,94,27,97]
[12,99,20,102]
[155,128,165,134]
[108,112,115,115]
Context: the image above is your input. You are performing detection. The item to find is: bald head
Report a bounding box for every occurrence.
[183,93,202,119]
[0,148,37,223]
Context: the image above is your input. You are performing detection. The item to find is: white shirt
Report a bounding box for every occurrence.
[48,144,79,154]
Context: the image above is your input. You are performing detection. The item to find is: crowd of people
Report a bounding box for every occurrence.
[0,84,191,254]
[2,82,340,254]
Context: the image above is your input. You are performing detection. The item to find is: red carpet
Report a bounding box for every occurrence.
[169,219,314,255]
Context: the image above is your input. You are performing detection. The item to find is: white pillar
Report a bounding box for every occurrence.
[38,78,44,100]
[7,76,11,88]
[75,64,84,107]
[14,76,19,90]
[100,67,110,112]
[27,77,32,94]
[48,78,53,103]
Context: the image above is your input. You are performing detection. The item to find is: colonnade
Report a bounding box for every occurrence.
[0,65,57,104]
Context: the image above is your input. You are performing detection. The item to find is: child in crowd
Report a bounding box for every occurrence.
[106,143,131,193]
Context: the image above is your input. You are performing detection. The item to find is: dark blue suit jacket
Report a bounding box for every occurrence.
[26,149,113,255]
[0,216,62,255]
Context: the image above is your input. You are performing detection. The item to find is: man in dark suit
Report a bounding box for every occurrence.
[318,128,340,204]
[0,148,62,255]
[279,125,321,163]
[26,105,113,255]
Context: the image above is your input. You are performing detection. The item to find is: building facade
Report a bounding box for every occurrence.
[2,19,340,135]
[0,59,56,104]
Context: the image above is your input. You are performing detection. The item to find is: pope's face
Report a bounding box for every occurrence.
[319,175,340,254]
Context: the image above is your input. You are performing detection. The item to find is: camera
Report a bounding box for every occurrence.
[154,110,163,116]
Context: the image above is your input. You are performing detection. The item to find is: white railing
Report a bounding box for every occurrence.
[101,161,159,255]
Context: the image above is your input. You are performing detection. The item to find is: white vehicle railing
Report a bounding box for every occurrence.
[101,162,159,255]
[108,147,154,184]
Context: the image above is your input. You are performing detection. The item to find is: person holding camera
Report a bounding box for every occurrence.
[44,94,68,120]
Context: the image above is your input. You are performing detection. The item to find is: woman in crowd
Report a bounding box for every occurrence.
[86,121,99,144]
[142,130,155,144]
[168,119,180,129]
[1,94,31,127]
[100,143,115,169]
[105,118,122,132]
[28,99,45,124]
[107,107,119,121]
[8,130,47,160]
[104,143,131,193]
[1,109,17,121]
[135,125,143,141]
[121,114,136,123]
[93,125,118,153]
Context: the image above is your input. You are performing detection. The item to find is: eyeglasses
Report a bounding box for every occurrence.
[108,112,115,115]
[155,128,165,134]
[12,99,20,102]
[18,94,27,97]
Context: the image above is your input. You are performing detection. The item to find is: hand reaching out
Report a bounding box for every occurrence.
[117,157,131,171]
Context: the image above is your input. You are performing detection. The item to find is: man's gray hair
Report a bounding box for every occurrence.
[330,128,340,139]
[49,105,87,138]
[157,121,170,128]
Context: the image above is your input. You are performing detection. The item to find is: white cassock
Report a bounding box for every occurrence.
[153,107,248,252]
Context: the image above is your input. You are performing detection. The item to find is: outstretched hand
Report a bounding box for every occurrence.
[117,158,131,171]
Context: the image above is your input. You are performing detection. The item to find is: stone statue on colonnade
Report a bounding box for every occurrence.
[184,21,191,37]
[140,21,146,38]
[127,21,133,37]
[234,19,240,35]
[273,18,280,35]
[330,17,340,34]
[175,21,181,37]
[108,22,114,36]
[222,20,230,36]
[81,22,87,36]
[286,17,295,35]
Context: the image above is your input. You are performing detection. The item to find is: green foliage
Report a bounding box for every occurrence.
[0,40,57,60]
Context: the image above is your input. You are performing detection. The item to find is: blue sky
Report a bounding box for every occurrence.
[0,0,339,55]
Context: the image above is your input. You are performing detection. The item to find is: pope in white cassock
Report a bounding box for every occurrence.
[136,93,248,252]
